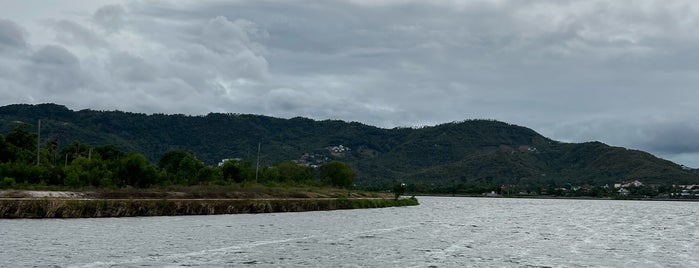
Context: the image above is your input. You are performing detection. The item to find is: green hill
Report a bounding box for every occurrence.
[1,103,696,187]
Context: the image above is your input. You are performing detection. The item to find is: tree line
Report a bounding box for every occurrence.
[0,124,356,189]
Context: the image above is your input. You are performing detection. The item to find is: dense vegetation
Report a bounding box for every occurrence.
[0,123,356,189]
[1,103,697,192]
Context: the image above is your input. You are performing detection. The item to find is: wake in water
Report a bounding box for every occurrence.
[71,224,422,267]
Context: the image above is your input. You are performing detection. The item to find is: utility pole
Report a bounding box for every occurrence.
[255,142,261,182]
[36,120,41,166]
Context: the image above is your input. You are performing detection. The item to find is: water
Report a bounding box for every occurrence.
[1,197,698,267]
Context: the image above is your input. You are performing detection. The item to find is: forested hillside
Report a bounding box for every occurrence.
[1,103,697,188]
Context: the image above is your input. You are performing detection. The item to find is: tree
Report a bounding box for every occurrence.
[0,177,16,189]
[221,160,243,183]
[158,150,190,174]
[44,139,58,166]
[93,144,125,162]
[117,153,157,187]
[274,161,313,183]
[177,154,205,185]
[393,183,406,200]
[6,124,36,151]
[59,141,91,164]
[319,162,355,189]
[5,124,37,163]
[64,157,90,187]
[0,134,11,162]
[158,150,205,185]
[196,166,218,184]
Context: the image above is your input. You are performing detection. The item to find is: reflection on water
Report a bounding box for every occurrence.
[2,197,698,267]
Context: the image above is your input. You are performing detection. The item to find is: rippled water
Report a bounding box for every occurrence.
[1,197,698,267]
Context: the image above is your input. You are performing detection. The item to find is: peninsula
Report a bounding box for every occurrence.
[0,188,419,218]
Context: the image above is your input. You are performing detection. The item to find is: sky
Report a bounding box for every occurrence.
[1,0,699,168]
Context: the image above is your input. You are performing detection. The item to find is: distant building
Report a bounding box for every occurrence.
[618,188,630,196]
[483,191,499,197]
[628,180,643,187]
[217,158,241,167]
[674,184,698,190]
[328,145,350,157]
[615,180,643,188]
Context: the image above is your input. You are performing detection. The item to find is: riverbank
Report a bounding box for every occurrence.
[0,196,419,218]
[417,193,699,202]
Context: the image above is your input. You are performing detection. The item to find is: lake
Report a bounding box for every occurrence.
[1,197,698,267]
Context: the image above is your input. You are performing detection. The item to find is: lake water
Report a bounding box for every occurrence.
[1,197,698,267]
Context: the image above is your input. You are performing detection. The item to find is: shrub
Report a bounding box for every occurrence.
[393,183,406,200]
[1,177,16,189]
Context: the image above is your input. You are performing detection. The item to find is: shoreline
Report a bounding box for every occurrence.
[415,193,699,202]
[0,197,419,219]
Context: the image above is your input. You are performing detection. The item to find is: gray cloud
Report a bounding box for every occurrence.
[0,19,27,52]
[26,45,90,93]
[0,19,27,83]
[194,16,269,80]
[2,1,699,167]
[545,117,699,167]
[93,4,127,31]
[31,45,80,66]
[50,20,106,48]
[108,52,155,82]
[640,124,699,154]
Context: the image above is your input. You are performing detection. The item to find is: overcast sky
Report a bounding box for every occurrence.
[2,0,699,167]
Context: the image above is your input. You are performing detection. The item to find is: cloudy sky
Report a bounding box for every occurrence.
[2,0,699,167]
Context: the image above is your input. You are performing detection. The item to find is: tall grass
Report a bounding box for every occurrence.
[0,197,419,218]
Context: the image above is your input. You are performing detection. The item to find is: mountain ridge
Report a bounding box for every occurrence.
[1,103,696,186]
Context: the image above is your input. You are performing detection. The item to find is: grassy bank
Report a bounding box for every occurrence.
[1,184,392,199]
[0,197,419,218]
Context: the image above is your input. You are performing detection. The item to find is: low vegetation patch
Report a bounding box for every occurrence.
[0,196,419,218]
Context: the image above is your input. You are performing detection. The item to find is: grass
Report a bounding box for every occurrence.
[0,184,420,218]
[87,184,393,199]
[0,196,419,218]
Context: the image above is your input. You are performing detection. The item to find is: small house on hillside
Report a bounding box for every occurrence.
[618,188,630,196]
[615,180,643,188]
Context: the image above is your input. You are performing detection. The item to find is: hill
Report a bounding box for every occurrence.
[1,103,697,187]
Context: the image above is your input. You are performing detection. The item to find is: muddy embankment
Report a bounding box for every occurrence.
[0,197,419,218]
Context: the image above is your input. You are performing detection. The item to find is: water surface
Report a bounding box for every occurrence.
[1,197,697,267]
